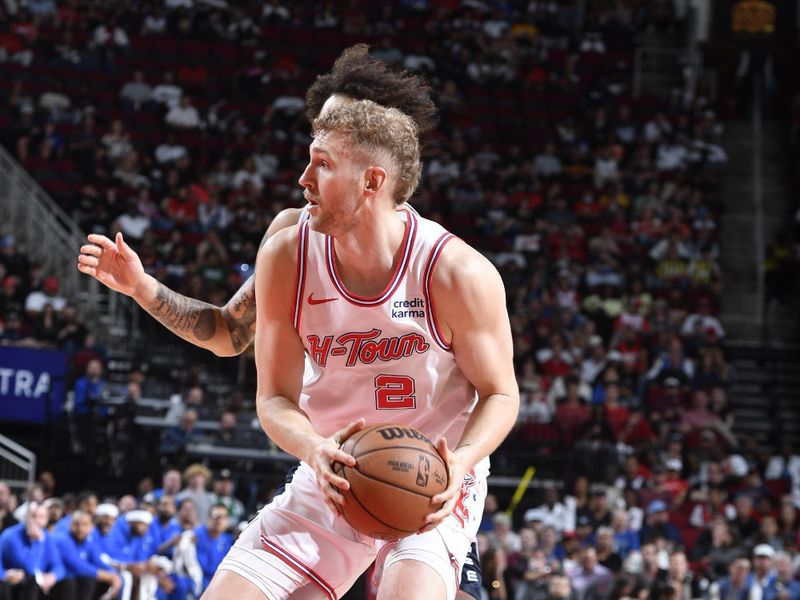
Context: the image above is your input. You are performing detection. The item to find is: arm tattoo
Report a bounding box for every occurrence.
[148,284,217,341]
[221,276,257,353]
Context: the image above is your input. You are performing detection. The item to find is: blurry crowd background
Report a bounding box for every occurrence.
[0,0,799,599]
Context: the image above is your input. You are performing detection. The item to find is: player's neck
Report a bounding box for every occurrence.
[332,206,407,296]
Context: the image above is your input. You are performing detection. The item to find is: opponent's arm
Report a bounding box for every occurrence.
[77,208,303,357]
[423,240,519,529]
[253,227,363,513]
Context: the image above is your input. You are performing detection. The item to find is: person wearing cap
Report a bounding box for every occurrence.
[53,510,122,599]
[764,552,800,600]
[661,458,689,507]
[751,544,778,598]
[211,470,245,524]
[0,502,70,599]
[176,464,215,521]
[574,515,594,548]
[93,503,121,561]
[579,488,611,531]
[639,500,682,549]
[195,503,233,592]
[24,275,67,314]
[119,509,189,600]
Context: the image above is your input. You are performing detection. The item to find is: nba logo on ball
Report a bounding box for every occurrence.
[416,455,430,487]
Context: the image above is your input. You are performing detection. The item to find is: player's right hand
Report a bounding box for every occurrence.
[77,232,146,297]
[310,418,365,515]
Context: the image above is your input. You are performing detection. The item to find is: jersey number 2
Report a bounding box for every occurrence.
[374,374,416,410]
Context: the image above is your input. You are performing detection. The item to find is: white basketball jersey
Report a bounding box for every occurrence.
[293,207,477,448]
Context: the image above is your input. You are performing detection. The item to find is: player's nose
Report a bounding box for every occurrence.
[298,164,314,190]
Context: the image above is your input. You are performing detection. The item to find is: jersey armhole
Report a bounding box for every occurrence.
[423,233,455,351]
[292,222,310,330]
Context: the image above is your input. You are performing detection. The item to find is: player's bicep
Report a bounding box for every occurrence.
[435,250,517,399]
[254,230,305,403]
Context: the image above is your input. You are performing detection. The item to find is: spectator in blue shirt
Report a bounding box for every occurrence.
[0,502,71,599]
[709,557,752,600]
[72,358,108,416]
[611,509,639,558]
[119,510,187,600]
[54,510,122,599]
[53,490,98,537]
[151,495,182,557]
[639,500,682,549]
[764,552,800,600]
[194,504,233,591]
[148,469,183,503]
[93,503,124,561]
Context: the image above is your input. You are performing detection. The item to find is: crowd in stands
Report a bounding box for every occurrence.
[0,467,237,600]
[1,0,799,598]
[0,232,97,355]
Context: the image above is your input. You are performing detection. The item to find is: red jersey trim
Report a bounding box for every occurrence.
[324,210,417,307]
[260,535,338,600]
[292,222,310,329]
[423,233,455,351]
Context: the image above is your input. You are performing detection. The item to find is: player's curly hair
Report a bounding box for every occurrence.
[313,100,421,205]
[305,44,437,135]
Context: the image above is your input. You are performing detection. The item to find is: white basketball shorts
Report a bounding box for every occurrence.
[217,459,488,599]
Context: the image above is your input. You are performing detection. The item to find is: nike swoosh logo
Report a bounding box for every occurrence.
[308,294,338,306]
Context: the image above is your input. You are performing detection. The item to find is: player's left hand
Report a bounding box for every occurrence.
[419,438,468,533]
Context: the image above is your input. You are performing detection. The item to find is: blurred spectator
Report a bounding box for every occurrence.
[152,494,181,556]
[655,551,702,599]
[24,276,65,314]
[53,510,122,599]
[766,552,800,599]
[708,557,751,600]
[214,411,237,445]
[751,544,778,596]
[211,470,244,524]
[0,502,69,599]
[151,469,183,502]
[610,510,639,559]
[159,408,199,467]
[176,464,215,521]
[165,96,201,129]
[0,483,18,532]
[71,358,107,417]
[119,70,153,110]
[490,513,522,554]
[194,503,232,591]
[639,500,681,549]
[566,547,612,600]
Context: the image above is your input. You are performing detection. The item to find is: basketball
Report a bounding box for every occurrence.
[333,424,449,540]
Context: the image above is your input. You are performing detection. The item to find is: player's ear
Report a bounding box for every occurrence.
[364,167,387,196]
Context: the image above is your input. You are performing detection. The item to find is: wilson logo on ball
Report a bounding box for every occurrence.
[377,427,433,445]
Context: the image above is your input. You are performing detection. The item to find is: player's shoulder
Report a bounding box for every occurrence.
[258,223,301,267]
[434,236,502,289]
[261,207,305,247]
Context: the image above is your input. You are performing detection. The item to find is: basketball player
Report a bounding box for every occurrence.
[202,99,518,599]
[78,46,487,600]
